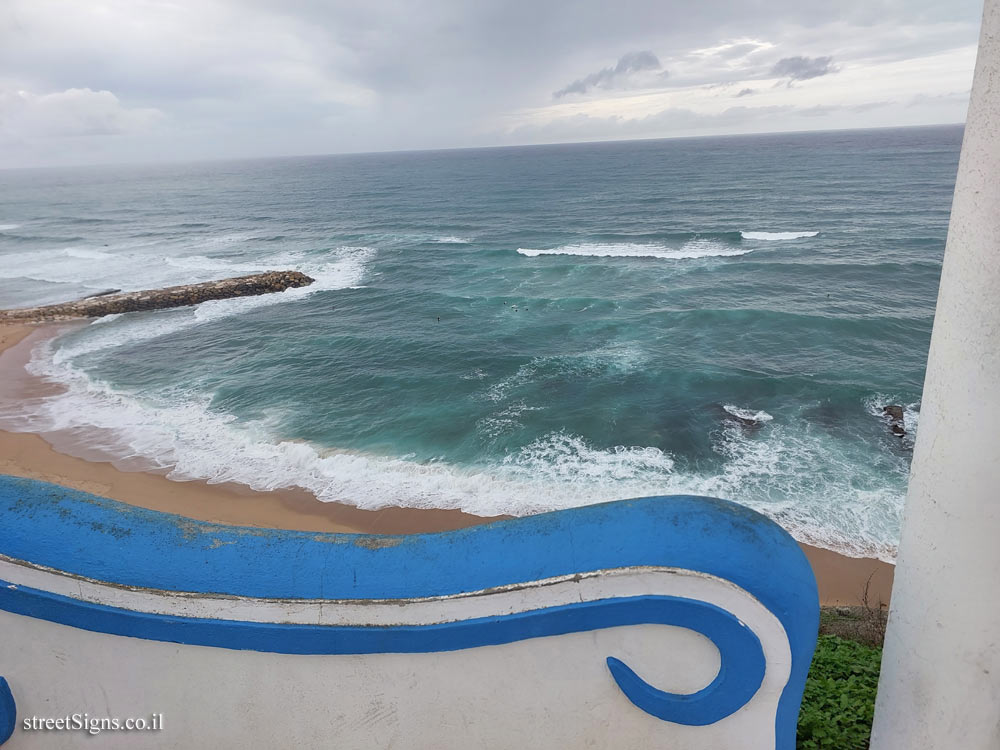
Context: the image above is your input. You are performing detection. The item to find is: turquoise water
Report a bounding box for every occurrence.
[0,126,962,558]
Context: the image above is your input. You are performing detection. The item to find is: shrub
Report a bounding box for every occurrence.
[797,634,882,749]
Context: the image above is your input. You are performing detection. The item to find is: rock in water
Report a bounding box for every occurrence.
[727,413,761,429]
[0,271,315,323]
[883,405,904,421]
[883,405,906,437]
[719,404,773,431]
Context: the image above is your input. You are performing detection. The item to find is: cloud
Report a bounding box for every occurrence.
[0,0,981,167]
[770,56,837,81]
[501,97,932,146]
[907,90,971,107]
[0,87,162,138]
[716,42,765,60]
[798,101,889,116]
[736,88,756,97]
[504,104,795,143]
[554,50,664,98]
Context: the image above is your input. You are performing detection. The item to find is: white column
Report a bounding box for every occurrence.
[870,1,1000,747]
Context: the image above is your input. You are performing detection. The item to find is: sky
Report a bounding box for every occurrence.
[0,0,985,168]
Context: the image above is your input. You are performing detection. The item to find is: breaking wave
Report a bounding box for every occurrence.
[517,240,754,260]
[741,231,819,240]
[7,342,905,562]
[723,404,774,423]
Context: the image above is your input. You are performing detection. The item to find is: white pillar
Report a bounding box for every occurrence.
[870,1,1000,747]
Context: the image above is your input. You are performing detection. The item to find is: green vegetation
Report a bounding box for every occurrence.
[818,600,887,648]
[797,634,882,750]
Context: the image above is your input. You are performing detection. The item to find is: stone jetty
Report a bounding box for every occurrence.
[0,271,314,323]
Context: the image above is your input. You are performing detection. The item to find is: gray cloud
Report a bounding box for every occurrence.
[799,101,889,116]
[771,55,837,81]
[504,104,796,143]
[736,88,756,97]
[0,88,162,138]
[0,0,981,167]
[554,50,663,98]
[501,99,929,146]
[907,91,971,107]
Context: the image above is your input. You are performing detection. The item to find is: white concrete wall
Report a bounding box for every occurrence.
[0,562,791,750]
[871,0,1000,746]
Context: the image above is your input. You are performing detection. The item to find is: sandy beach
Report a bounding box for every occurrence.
[0,321,894,606]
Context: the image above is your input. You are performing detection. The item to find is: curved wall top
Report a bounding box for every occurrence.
[0,475,818,749]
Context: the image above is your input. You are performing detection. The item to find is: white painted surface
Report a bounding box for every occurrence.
[0,556,764,628]
[0,564,792,749]
[870,1,1000,747]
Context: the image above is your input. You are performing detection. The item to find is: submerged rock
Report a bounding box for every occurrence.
[0,271,314,323]
[727,413,763,429]
[719,403,774,431]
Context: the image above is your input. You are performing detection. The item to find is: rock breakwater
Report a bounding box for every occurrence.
[0,271,314,323]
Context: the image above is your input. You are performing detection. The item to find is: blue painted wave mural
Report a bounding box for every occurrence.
[0,475,818,747]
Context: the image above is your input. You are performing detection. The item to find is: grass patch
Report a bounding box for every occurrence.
[797,634,882,749]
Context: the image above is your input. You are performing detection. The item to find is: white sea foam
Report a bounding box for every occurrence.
[11,347,906,562]
[64,247,115,260]
[864,394,920,442]
[700,418,903,560]
[9,337,905,563]
[503,432,677,482]
[10,353,684,519]
[517,240,753,260]
[740,231,819,240]
[89,313,123,326]
[205,233,252,244]
[0,246,132,285]
[0,239,321,294]
[432,236,471,244]
[723,404,774,423]
[0,223,20,231]
[484,346,647,403]
[475,401,546,440]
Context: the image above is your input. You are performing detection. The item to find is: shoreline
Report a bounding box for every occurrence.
[0,321,894,606]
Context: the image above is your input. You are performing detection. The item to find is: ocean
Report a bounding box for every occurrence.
[0,125,962,560]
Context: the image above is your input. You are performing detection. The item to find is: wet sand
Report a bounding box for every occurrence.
[0,322,894,605]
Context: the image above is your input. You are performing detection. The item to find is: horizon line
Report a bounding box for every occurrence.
[1,121,965,174]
